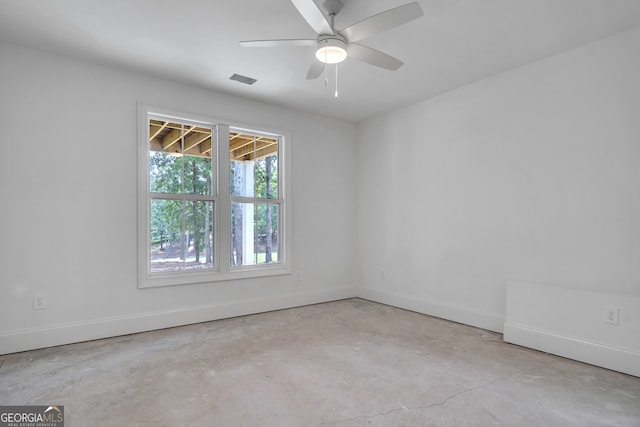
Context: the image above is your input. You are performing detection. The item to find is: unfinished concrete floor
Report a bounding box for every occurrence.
[1,298,639,426]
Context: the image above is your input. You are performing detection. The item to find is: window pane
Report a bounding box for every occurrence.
[231,202,253,266]
[183,154,212,196]
[149,150,182,193]
[230,159,253,197]
[150,199,185,272]
[255,154,278,199]
[150,120,184,156]
[149,120,183,193]
[184,201,214,270]
[230,132,278,198]
[231,202,279,267]
[183,126,213,195]
[256,203,279,264]
[150,199,214,272]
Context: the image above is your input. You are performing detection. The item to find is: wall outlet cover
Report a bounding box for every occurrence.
[33,294,47,310]
[603,305,619,325]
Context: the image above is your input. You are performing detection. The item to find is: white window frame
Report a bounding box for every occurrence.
[138,103,292,288]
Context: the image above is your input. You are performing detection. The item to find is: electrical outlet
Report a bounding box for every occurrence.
[604,305,619,325]
[33,294,47,310]
[295,271,301,281]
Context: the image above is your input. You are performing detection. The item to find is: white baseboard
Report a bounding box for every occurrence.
[356,287,504,333]
[504,322,640,378]
[0,287,357,355]
[7,286,637,378]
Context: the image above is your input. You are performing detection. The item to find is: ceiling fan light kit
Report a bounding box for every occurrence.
[316,35,347,64]
[239,0,424,95]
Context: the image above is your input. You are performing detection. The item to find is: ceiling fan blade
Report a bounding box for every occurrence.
[347,43,403,70]
[240,39,317,48]
[341,2,423,42]
[306,61,324,80]
[291,0,334,35]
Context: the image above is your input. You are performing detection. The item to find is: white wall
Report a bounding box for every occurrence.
[0,41,359,353]
[357,26,640,334]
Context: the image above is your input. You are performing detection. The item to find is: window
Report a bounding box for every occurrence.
[138,105,290,288]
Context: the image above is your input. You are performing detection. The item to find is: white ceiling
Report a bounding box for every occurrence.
[1,0,640,122]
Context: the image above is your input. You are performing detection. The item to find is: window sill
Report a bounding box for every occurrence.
[138,264,291,289]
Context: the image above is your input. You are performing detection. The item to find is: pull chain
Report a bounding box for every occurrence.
[334,63,339,98]
[324,41,328,87]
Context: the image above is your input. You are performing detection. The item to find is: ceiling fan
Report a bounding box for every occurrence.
[239,0,424,80]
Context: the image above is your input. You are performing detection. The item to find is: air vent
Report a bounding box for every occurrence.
[230,74,257,85]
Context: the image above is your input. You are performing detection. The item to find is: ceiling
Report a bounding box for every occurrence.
[1,0,640,122]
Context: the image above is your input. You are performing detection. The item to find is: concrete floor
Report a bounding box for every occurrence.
[1,299,639,426]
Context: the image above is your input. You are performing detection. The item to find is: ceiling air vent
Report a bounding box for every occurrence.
[230,74,257,85]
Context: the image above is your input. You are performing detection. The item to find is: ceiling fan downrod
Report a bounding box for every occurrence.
[323,0,344,29]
